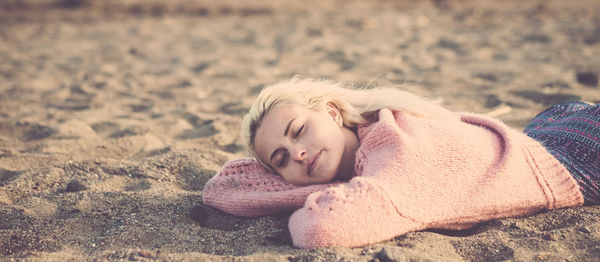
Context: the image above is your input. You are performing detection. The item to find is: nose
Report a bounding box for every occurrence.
[291,146,307,162]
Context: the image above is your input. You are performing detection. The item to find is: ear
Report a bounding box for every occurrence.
[326,102,343,127]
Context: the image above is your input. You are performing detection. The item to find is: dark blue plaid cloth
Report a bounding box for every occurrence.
[524,102,600,204]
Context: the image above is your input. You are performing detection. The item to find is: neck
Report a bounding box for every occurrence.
[336,126,360,182]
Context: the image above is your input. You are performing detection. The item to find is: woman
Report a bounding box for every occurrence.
[203,78,598,248]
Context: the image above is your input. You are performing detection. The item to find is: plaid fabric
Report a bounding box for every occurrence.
[525,102,600,204]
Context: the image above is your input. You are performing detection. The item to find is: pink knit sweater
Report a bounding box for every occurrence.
[203,108,583,248]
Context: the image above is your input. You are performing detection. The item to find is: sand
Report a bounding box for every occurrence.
[1,0,600,261]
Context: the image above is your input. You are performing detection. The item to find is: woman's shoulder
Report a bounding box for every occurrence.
[356,108,407,140]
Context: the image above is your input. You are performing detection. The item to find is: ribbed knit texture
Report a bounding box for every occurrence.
[203,108,584,248]
[202,158,335,217]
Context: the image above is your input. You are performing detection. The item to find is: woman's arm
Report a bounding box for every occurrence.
[202,158,334,217]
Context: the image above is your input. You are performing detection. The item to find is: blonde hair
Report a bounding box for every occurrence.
[241,77,456,161]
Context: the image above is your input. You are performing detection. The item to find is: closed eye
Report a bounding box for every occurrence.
[278,153,288,168]
[294,125,304,138]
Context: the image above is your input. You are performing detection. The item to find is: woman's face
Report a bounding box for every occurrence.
[254,103,351,186]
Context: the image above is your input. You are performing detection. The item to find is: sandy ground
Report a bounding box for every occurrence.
[1,0,600,261]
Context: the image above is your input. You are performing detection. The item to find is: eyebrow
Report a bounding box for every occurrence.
[269,117,296,165]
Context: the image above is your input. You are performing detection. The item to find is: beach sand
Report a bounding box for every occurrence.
[1,0,600,261]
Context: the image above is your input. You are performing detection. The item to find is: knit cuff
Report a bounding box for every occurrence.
[521,137,585,209]
[203,158,335,217]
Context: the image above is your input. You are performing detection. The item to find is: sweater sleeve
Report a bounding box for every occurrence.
[202,158,335,217]
[288,176,425,248]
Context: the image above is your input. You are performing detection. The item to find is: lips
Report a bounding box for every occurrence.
[307,150,322,176]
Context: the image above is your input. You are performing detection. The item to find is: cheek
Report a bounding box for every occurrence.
[314,121,342,140]
[281,164,300,177]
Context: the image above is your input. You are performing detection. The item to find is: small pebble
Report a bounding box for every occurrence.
[578,227,592,233]
[360,248,374,255]
[66,180,88,192]
[542,233,555,241]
